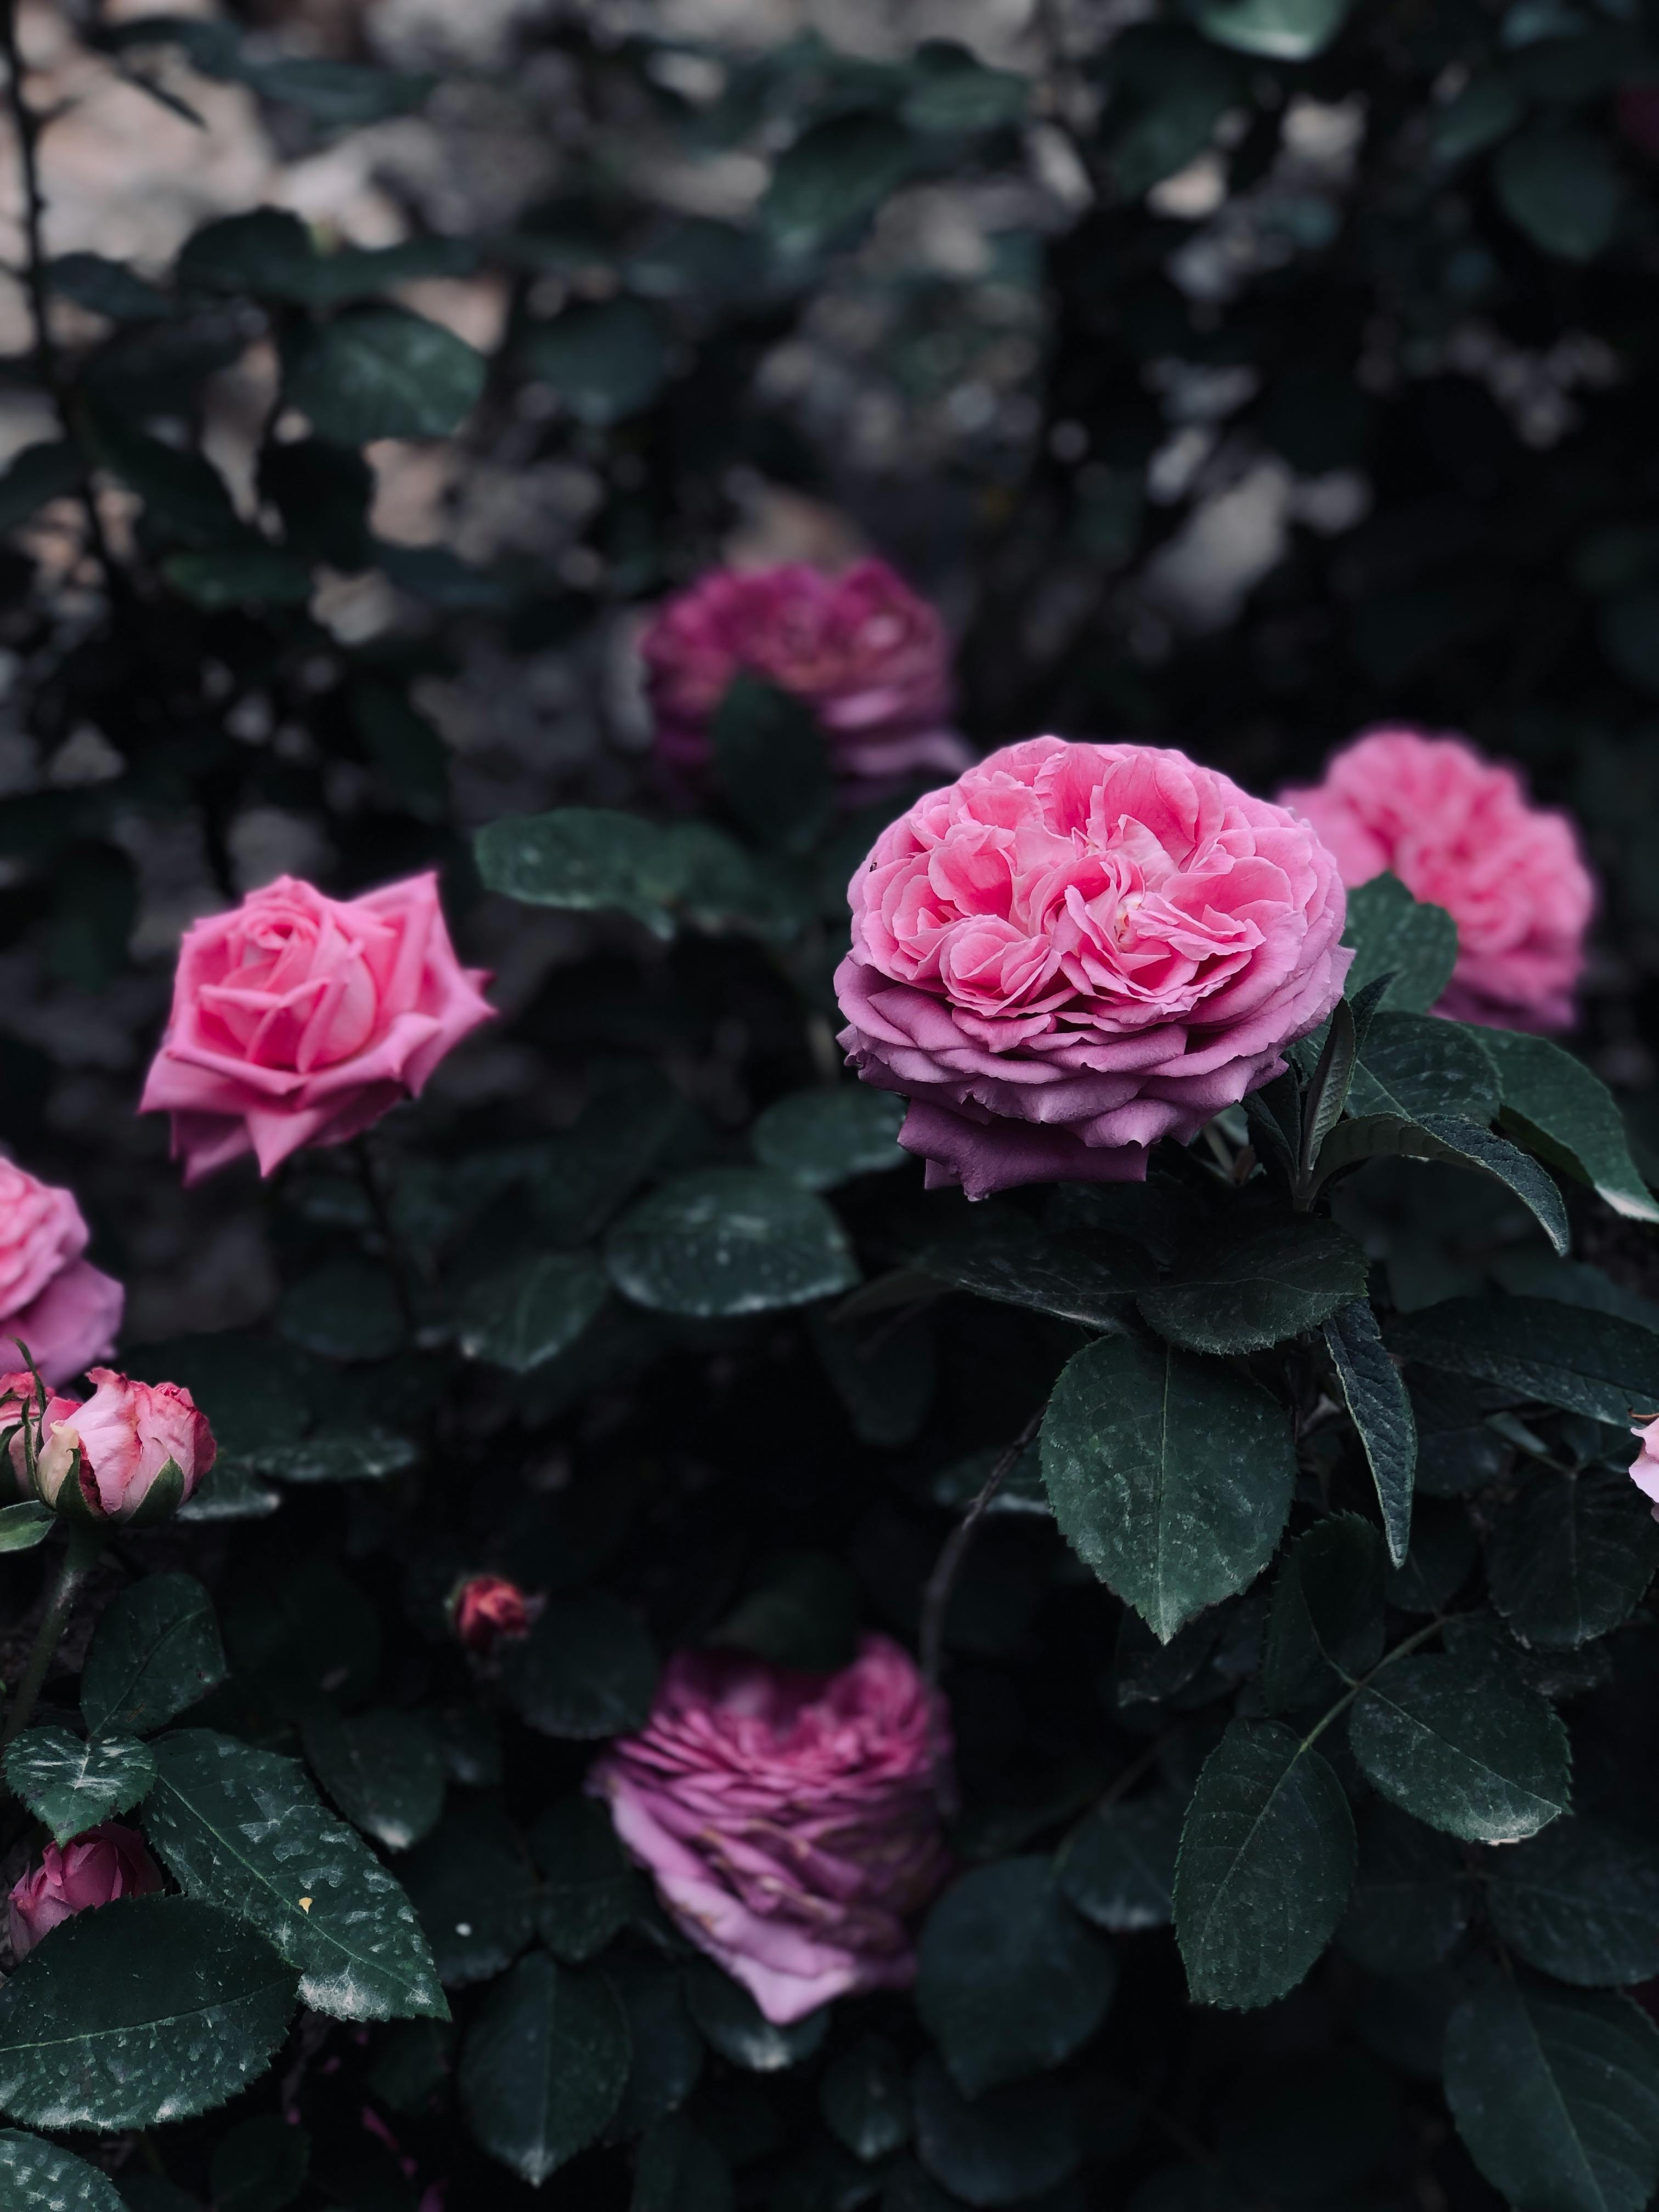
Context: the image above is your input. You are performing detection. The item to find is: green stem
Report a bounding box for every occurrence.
[1300,1613,1451,1755]
[2,1523,104,1747]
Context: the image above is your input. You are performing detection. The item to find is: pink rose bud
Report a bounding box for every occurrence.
[138,871,494,1186]
[1632,1417,1659,1521]
[0,1160,123,1389]
[1282,728,1595,1032]
[834,736,1351,1199]
[588,1635,951,2024]
[32,1367,215,1525]
[639,560,970,793]
[7,1821,163,1960]
[450,1573,532,1654]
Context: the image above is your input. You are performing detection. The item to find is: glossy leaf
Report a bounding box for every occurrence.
[1137,1216,1369,1354]
[1487,1820,1659,1988]
[1388,1298,1659,1424]
[1339,875,1458,1014]
[0,1501,52,1551]
[80,1572,227,1738]
[499,1593,657,1739]
[0,2131,128,2210]
[1483,1026,1659,1224]
[524,297,667,426]
[530,1796,639,1962]
[4,1723,156,1844]
[1058,1791,1182,1932]
[1347,1654,1571,1842]
[475,807,683,938]
[456,1250,608,1373]
[460,1953,630,2185]
[1041,1331,1296,1641]
[711,674,832,852]
[1335,1804,1470,1977]
[820,2036,911,2162]
[1487,1463,1659,1650]
[1172,1719,1355,2010]
[1323,1300,1417,1565]
[605,1169,859,1317]
[752,1086,908,1190]
[1261,1514,1385,1712]
[284,306,486,442]
[402,1797,535,1988]
[301,1706,447,1853]
[684,1962,828,2072]
[912,2055,1081,2209]
[1198,0,1352,60]
[1494,128,1621,262]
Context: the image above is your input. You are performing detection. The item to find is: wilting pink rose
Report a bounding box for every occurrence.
[1282,729,1594,1031]
[0,1160,122,1389]
[139,872,494,1185]
[640,560,970,791]
[451,1572,531,1654]
[835,736,1350,1199]
[589,1635,949,2024]
[8,1822,163,1960]
[32,1367,215,1523]
[1631,1416,1659,1521]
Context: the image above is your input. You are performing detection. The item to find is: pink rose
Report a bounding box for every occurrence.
[834,736,1351,1199]
[0,1160,122,1389]
[32,1367,215,1523]
[450,1572,532,1654]
[588,1635,950,2025]
[1631,1416,1659,1521]
[1282,729,1594,1031]
[8,1822,163,1960]
[138,871,494,1185]
[639,560,970,791]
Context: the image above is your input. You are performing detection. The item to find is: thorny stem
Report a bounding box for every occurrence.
[920,1406,1043,1815]
[0,0,119,581]
[2,1522,105,1748]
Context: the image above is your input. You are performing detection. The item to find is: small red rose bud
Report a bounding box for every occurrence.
[450,1572,531,1655]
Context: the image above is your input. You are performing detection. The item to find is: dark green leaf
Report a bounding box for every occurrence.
[456,1250,608,1373]
[1339,876,1458,1014]
[1347,1654,1571,1842]
[530,1796,639,1962]
[0,1896,296,2129]
[710,675,832,852]
[284,307,486,443]
[275,1257,405,1361]
[224,1559,379,1718]
[1335,1804,1470,1976]
[753,1088,909,1191]
[1345,1010,1498,1121]
[1483,1028,1659,1226]
[0,1501,52,1551]
[260,436,373,566]
[460,1953,630,2185]
[123,1333,312,1469]
[4,1724,156,1844]
[709,1550,861,1673]
[49,251,171,320]
[209,2114,309,2212]
[474,808,683,939]
[912,2056,1080,2209]
[920,1227,1149,1330]
[1324,1300,1417,1566]
[351,680,449,821]
[524,298,668,426]
[1488,1820,1659,1988]
[301,1707,446,1852]
[258,1425,415,1485]
[814,1309,936,1449]
[143,1729,447,2021]
[1385,1497,1477,1614]
[902,42,1028,134]
[1262,1514,1385,1712]
[1388,1299,1659,1424]
[0,441,84,533]
[83,414,241,545]
[163,548,313,609]
[80,1572,227,1738]
[763,114,916,257]
[402,1797,535,1988]
[1058,1791,1182,1932]
[914,1857,1115,2096]
[1301,996,1359,1169]
[1172,1718,1355,2010]
[1494,128,1621,261]
[1444,1978,1659,2212]
[1041,1332,1296,1641]
[0,2131,128,2210]
[1137,1217,1369,1354]
[242,54,432,123]
[178,208,315,298]
[499,1593,658,1739]
[634,2114,735,2212]
[1198,0,1352,58]
[606,1169,859,1317]
[1487,1463,1659,1650]
[821,2036,911,2162]
[685,1962,829,2071]
[606,1963,704,2139]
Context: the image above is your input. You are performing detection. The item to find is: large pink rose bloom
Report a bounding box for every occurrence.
[589,1635,950,2025]
[139,871,494,1184]
[8,1822,163,1960]
[1282,729,1594,1031]
[0,1159,122,1387]
[640,560,970,790]
[835,736,1350,1199]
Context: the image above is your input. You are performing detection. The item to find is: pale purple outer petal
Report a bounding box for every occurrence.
[0,1259,124,1389]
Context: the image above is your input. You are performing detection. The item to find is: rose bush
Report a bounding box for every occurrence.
[834,736,1350,1195]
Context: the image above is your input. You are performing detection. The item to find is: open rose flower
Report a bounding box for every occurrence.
[0,1160,122,1388]
[1631,1416,1659,1521]
[640,560,970,793]
[1282,729,1594,1031]
[8,1822,163,1960]
[589,1635,950,2024]
[450,1572,532,1654]
[30,1367,215,1524]
[834,736,1350,1198]
[139,871,494,1185]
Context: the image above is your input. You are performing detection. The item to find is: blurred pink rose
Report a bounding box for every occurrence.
[1631,1416,1659,1521]
[640,560,970,791]
[834,736,1350,1198]
[451,1572,532,1654]
[589,1635,949,2024]
[0,1160,122,1388]
[1282,729,1594,1031]
[139,872,494,1184]
[32,1367,215,1523]
[8,1822,163,1959]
